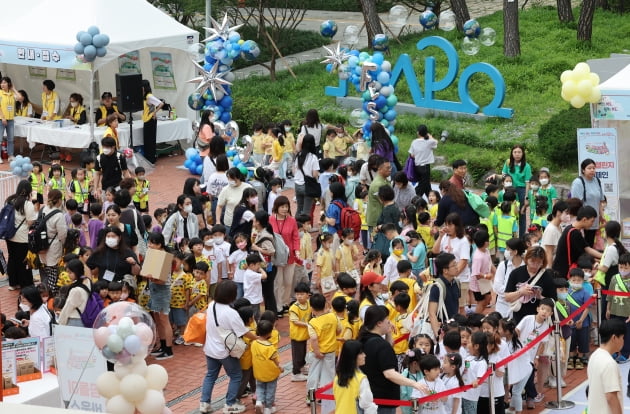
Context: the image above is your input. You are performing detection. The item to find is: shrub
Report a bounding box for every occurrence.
[537,106,590,168]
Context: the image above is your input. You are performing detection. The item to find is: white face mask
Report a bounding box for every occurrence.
[249,197,259,206]
[183,205,193,213]
[19,303,31,312]
[570,283,582,291]
[344,239,354,245]
[228,180,237,187]
[70,102,78,108]
[214,237,224,245]
[299,230,304,237]
[120,293,129,301]
[504,181,513,187]
[102,148,112,155]
[583,271,592,280]
[204,239,213,247]
[531,185,539,191]
[284,126,291,132]
[105,237,119,248]
[539,178,549,186]
[504,250,513,261]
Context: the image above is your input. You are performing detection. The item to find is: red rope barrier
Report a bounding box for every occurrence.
[602,290,630,297]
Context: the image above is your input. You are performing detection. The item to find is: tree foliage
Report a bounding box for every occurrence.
[148,0,204,27]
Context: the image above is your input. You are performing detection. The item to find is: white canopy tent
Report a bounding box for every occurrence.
[0,0,199,138]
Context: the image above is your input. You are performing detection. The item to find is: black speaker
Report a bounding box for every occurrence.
[115,73,143,113]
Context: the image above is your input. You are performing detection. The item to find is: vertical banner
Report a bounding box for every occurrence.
[54,325,107,412]
[150,52,176,90]
[42,336,56,373]
[118,51,141,74]
[577,128,619,220]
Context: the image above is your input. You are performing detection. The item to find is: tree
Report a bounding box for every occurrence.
[398,0,450,16]
[557,0,574,22]
[358,0,384,48]
[450,0,470,31]
[503,0,521,57]
[577,0,597,42]
[147,0,204,27]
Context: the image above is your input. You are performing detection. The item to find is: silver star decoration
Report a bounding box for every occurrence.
[203,13,244,42]
[187,60,233,100]
[321,42,352,72]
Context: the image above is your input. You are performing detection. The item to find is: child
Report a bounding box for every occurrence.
[105,281,123,306]
[411,354,447,414]
[416,212,434,251]
[190,238,209,264]
[211,224,231,281]
[267,178,282,214]
[605,252,630,362]
[262,123,275,166]
[332,340,378,414]
[243,254,267,319]
[500,318,531,414]
[362,250,382,276]
[400,349,425,414]
[478,332,506,414]
[332,296,349,356]
[70,213,87,248]
[436,330,463,364]
[69,168,90,217]
[102,187,115,216]
[336,228,359,276]
[323,128,344,160]
[494,201,518,261]
[315,233,335,295]
[470,230,494,310]
[88,203,103,248]
[461,331,489,414]
[237,305,257,402]
[333,273,358,302]
[252,320,282,414]
[353,190,369,249]
[479,196,498,259]
[103,113,120,149]
[289,282,311,382]
[228,233,249,299]
[133,167,150,212]
[152,208,167,233]
[498,174,513,202]
[532,198,549,230]
[407,231,427,276]
[93,280,109,304]
[48,164,66,200]
[280,120,295,179]
[523,176,541,223]
[83,156,96,199]
[47,152,65,179]
[441,353,465,414]
[306,293,342,403]
[29,161,46,209]
[537,167,558,217]
[170,252,193,345]
[260,310,280,350]
[341,299,361,343]
[397,260,420,313]
[548,279,572,389]
[482,183,499,201]
[201,235,224,299]
[296,215,313,286]
[427,190,441,220]
[269,128,285,178]
[393,293,411,370]
[188,261,209,317]
[383,238,405,286]
[251,122,265,165]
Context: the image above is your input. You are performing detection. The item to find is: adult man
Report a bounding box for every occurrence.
[587,318,625,414]
[95,92,126,126]
[552,206,602,278]
[449,159,467,190]
[366,156,391,232]
[93,137,130,200]
[408,124,438,198]
[428,252,461,339]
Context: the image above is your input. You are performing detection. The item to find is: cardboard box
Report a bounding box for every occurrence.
[2,374,18,396]
[17,359,34,376]
[2,374,11,389]
[141,248,174,282]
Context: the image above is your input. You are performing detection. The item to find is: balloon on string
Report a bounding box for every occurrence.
[372,34,389,51]
[463,19,481,38]
[389,5,408,27]
[320,20,338,38]
[419,11,439,30]
[74,26,110,63]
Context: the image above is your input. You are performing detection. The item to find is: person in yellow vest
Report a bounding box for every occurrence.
[251,320,283,414]
[269,127,285,177]
[332,296,349,356]
[392,293,411,370]
[141,80,163,164]
[69,168,90,215]
[494,201,518,261]
[29,161,46,209]
[333,340,378,414]
[288,282,311,382]
[15,89,34,118]
[48,164,66,201]
[251,123,265,166]
[95,91,126,126]
[333,273,358,303]
[480,196,499,260]
[41,79,59,121]
[396,260,421,312]
[65,93,87,125]
[0,76,19,162]
[132,167,150,212]
[103,113,120,150]
[280,120,295,179]
[262,123,275,166]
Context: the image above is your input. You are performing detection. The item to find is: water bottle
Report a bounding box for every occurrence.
[172,108,177,120]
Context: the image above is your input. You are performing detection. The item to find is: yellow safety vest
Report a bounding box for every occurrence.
[71,179,89,203]
[30,172,46,194]
[497,215,516,249]
[289,302,311,342]
[132,178,150,209]
[333,370,366,414]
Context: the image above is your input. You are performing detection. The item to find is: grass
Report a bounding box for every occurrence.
[231,6,630,185]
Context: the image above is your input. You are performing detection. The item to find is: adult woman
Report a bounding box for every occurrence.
[144,233,174,360]
[15,89,34,118]
[216,168,252,235]
[502,145,532,237]
[229,188,259,238]
[570,158,605,246]
[333,340,378,414]
[408,124,438,198]
[434,180,479,227]
[163,194,199,247]
[359,305,426,413]
[87,226,140,282]
[370,122,398,175]
[493,238,526,318]
[359,154,380,186]
[432,212,471,310]
[270,196,300,315]
[114,189,145,254]
[38,189,67,295]
[206,153,230,225]
[41,79,59,121]
[6,180,37,290]
[0,77,19,161]
[296,108,324,152]
[18,286,51,338]
[541,201,568,267]
[100,204,138,249]
[66,93,87,125]
[58,259,91,327]
[251,210,277,318]
[183,177,206,230]
[504,246,557,323]
[393,171,416,211]
[196,109,215,157]
[141,79,163,164]
[202,135,226,188]
[293,134,320,217]
[199,280,257,414]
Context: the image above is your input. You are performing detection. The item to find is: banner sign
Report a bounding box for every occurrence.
[118,51,141,74]
[0,41,81,69]
[594,92,630,120]
[150,52,176,90]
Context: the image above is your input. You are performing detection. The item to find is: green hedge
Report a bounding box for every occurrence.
[301,0,395,12]
[537,106,590,168]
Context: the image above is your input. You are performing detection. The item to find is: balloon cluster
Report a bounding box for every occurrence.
[560,62,601,108]
[461,19,496,55]
[74,26,110,63]
[10,155,33,178]
[320,20,338,38]
[184,148,203,175]
[93,303,169,414]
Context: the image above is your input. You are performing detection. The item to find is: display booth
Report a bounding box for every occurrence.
[592,64,630,248]
[0,0,199,147]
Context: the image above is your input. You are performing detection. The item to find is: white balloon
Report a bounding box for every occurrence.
[213,89,225,101]
[120,374,149,403]
[381,61,392,72]
[224,72,235,83]
[106,394,136,414]
[380,86,393,97]
[114,361,134,379]
[136,389,165,414]
[145,364,169,390]
[131,354,149,372]
[96,371,120,399]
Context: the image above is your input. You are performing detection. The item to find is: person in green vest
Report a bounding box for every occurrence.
[567,269,592,372]
[494,202,518,262]
[132,166,150,213]
[47,164,66,202]
[605,252,630,364]
[549,278,573,388]
[29,161,46,209]
[479,196,498,261]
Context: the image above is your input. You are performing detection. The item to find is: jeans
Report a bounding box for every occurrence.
[462,398,478,414]
[295,183,315,219]
[235,282,244,300]
[274,263,295,311]
[0,119,15,156]
[509,372,529,412]
[201,354,242,406]
[516,186,526,237]
[255,379,278,407]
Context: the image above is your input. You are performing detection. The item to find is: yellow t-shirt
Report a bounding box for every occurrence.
[191,279,208,311]
[263,134,274,155]
[363,262,382,276]
[308,312,341,354]
[393,312,410,355]
[284,133,295,154]
[342,317,361,341]
[316,248,334,279]
[355,199,368,230]
[289,302,311,341]
[137,279,150,310]
[252,339,281,382]
[335,244,358,273]
[428,204,438,220]
[333,371,366,413]
[272,140,283,162]
[252,133,264,155]
[417,225,434,250]
[323,138,344,158]
[385,300,398,322]
[170,270,194,309]
[300,232,313,261]
[332,290,353,303]
[103,126,119,149]
[398,277,420,312]
[0,90,16,120]
[240,322,257,370]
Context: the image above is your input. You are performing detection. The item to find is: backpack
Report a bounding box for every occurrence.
[0,202,25,240]
[260,233,289,267]
[96,151,123,173]
[27,209,62,253]
[403,278,460,341]
[464,190,490,218]
[74,283,105,328]
[332,201,362,238]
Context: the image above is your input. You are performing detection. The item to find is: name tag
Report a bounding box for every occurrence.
[103,269,116,282]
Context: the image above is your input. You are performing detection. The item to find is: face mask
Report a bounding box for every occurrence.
[299,231,304,238]
[337,133,344,138]
[393,248,404,256]
[531,185,539,191]
[237,241,247,250]
[504,250,513,261]
[539,178,549,186]
[398,221,404,228]
[70,102,78,107]
[137,175,145,181]
[19,303,30,312]
[183,205,193,213]
[214,237,224,245]
[284,126,291,132]
[120,293,129,301]
[274,188,281,194]
[621,270,630,277]
[344,239,354,245]
[102,148,112,155]
[504,182,513,187]
[105,237,119,248]
[249,197,259,206]
[558,292,568,301]
[380,293,390,301]
[204,239,213,247]
[584,271,592,280]
[228,180,237,187]
[570,283,582,290]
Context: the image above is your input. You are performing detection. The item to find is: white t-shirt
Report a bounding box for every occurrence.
[516,315,550,362]
[411,377,446,413]
[202,156,217,187]
[587,347,623,414]
[243,268,264,305]
[540,222,562,258]
[10,200,37,243]
[293,153,319,186]
[300,123,323,147]
[441,374,463,414]
[359,163,375,186]
[228,249,248,283]
[28,305,52,338]
[439,235,471,283]
[204,302,250,359]
[216,241,231,279]
[479,350,506,398]
[203,246,225,284]
[217,182,252,226]
[493,258,524,318]
[408,137,438,166]
[601,243,620,269]
[206,171,228,198]
[505,337,533,385]
[461,356,488,401]
[267,190,278,214]
[383,255,403,286]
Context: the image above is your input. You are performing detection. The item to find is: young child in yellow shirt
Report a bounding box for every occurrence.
[289,282,312,382]
[252,320,283,414]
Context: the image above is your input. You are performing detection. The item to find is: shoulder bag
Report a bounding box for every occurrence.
[213,303,247,358]
[509,268,545,313]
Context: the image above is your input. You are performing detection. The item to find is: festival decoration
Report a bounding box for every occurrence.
[419,11,439,30]
[438,11,457,31]
[184,148,204,175]
[320,20,338,38]
[461,37,481,56]
[560,62,601,109]
[463,19,481,38]
[74,26,110,63]
[9,155,33,178]
[321,43,353,73]
[204,14,244,42]
[342,25,360,47]
[372,34,390,52]
[188,60,232,104]
[479,28,497,46]
[388,5,408,27]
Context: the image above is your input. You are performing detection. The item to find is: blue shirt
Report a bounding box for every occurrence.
[411,242,427,271]
[429,275,460,320]
[326,200,346,232]
[568,288,591,326]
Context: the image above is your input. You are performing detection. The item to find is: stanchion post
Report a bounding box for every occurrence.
[308,388,317,414]
[596,288,603,345]
[544,321,575,410]
[411,398,419,414]
[488,363,496,414]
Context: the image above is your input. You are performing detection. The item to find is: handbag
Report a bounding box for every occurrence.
[509,268,545,312]
[300,165,321,198]
[564,228,578,278]
[213,303,247,358]
[403,156,417,182]
[183,311,207,344]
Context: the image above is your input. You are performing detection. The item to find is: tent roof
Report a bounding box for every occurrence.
[599,64,630,92]
[0,0,198,71]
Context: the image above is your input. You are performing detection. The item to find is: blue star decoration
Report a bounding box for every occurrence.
[187,60,233,100]
[321,42,352,72]
[203,13,244,42]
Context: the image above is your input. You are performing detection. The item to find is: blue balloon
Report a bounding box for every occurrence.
[384,109,397,121]
[96,47,107,58]
[372,53,384,65]
[195,164,203,175]
[83,45,97,60]
[320,20,338,38]
[184,159,193,169]
[123,335,142,355]
[220,95,233,108]
[463,19,481,38]
[100,34,110,47]
[102,346,117,361]
[387,125,395,134]
[92,34,108,48]
[87,26,100,36]
[374,95,387,110]
[326,63,333,73]
[22,163,33,172]
[192,154,201,164]
[185,148,198,159]
[348,56,359,68]
[377,72,390,85]
[80,32,93,47]
[220,112,231,123]
[188,93,205,111]
[233,159,240,167]
[391,135,399,147]
[76,31,87,42]
[349,50,360,57]
[74,43,85,55]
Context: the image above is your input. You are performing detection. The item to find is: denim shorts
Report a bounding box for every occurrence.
[169,307,188,326]
[148,282,171,314]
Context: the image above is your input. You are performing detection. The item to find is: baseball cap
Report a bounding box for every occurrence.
[361,271,385,286]
[101,92,113,99]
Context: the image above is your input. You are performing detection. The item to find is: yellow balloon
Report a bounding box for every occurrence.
[560,70,573,83]
[589,72,600,86]
[562,80,578,98]
[561,89,571,102]
[571,95,586,108]
[577,79,593,98]
[238,39,245,45]
[587,87,602,103]
[574,62,590,76]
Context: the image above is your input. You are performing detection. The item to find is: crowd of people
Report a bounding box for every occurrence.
[1,106,625,414]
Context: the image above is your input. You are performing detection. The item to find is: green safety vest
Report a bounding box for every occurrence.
[614,274,629,293]
[71,180,89,203]
[496,215,515,248]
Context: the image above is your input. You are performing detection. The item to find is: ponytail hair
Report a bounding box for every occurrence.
[605,221,629,257]
[443,352,465,387]
[500,318,522,351]
[471,331,489,363]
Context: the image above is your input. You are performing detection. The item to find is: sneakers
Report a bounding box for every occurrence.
[560,378,566,387]
[263,408,271,414]
[200,402,211,414]
[223,402,246,413]
[292,373,308,382]
[567,358,574,370]
[533,393,544,403]
[150,347,164,356]
[574,358,584,370]
[174,336,185,345]
[255,402,263,414]
[155,350,173,360]
[548,377,557,388]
